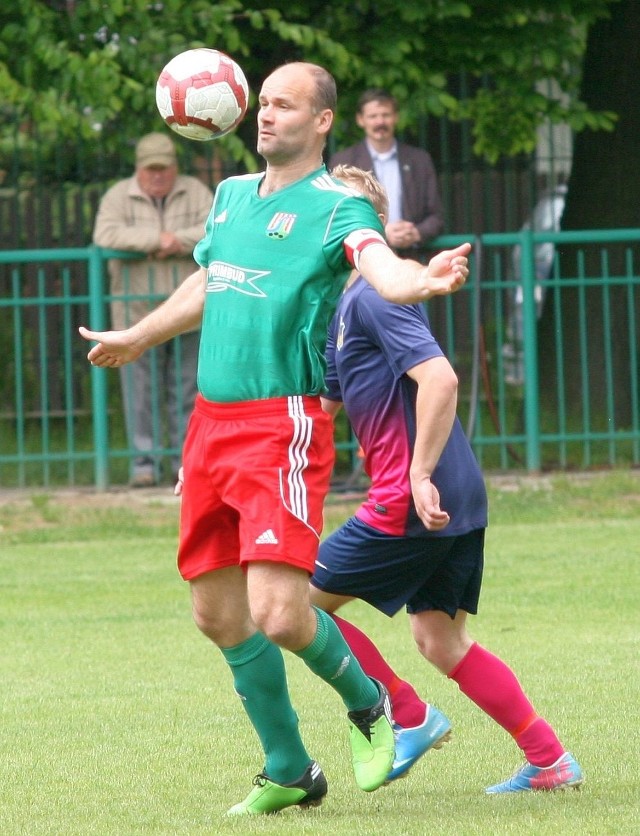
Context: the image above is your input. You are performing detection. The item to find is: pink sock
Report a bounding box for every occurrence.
[448,642,564,766]
[330,613,426,727]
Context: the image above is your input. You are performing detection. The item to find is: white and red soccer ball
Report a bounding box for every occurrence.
[156,48,249,141]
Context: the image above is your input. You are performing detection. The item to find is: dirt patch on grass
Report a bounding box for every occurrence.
[2,470,638,538]
[0,485,365,538]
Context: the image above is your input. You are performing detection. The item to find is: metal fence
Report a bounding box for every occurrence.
[0,106,568,250]
[1,232,638,489]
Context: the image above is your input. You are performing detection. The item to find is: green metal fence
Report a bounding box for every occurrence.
[1,233,639,489]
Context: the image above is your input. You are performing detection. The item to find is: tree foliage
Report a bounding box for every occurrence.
[0,0,620,168]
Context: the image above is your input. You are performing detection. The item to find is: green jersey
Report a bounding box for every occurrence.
[193,166,384,402]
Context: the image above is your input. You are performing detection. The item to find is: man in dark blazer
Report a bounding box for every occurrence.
[329,89,444,255]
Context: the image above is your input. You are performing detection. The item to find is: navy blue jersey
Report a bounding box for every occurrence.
[325,276,488,537]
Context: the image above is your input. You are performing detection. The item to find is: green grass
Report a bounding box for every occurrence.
[1,471,639,834]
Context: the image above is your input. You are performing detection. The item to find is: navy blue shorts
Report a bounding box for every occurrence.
[311,516,484,618]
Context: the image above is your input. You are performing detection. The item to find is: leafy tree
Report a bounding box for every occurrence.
[0,0,620,171]
[1,0,636,449]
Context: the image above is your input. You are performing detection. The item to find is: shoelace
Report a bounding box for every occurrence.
[350,714,375,741]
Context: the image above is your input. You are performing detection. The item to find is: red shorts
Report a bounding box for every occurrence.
[177,394,335,580]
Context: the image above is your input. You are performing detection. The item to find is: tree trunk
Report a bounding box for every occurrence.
[537,0,640,427]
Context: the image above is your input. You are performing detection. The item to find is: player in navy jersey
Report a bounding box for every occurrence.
[311,165,583,793]
[80,65,471,816]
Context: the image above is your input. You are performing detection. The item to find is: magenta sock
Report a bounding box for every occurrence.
[448,642,564,766]
[330,613,426,727]
[515,717,565,767]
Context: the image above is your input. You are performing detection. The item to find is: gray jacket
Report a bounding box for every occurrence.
[93,174,212,330]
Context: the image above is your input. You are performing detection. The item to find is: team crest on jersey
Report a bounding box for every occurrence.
[206,261,269,297]
[266,212,297,239]
[336,316,346,351]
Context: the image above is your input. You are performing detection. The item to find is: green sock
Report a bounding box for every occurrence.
[221,632,310,784]
[294,607,379,711]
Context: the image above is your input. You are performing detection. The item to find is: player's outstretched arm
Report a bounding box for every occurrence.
[79,267,206,368]
[359,241,471,305]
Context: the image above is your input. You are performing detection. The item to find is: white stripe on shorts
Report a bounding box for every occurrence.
[285,395,312,523]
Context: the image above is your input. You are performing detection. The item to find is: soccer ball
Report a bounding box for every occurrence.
[156,48,250,141]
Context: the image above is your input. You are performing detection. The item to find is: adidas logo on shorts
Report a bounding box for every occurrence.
[255,528,279,545]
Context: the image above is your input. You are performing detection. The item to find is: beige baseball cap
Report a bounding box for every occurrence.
[135,133,177,168]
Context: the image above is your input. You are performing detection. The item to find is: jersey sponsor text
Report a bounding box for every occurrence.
[206,261,270,297]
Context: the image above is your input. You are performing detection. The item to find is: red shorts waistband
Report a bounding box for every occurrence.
[194,393,324,420]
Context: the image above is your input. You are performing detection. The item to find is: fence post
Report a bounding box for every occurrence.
[520,230,541,472]
[87,245,110,490]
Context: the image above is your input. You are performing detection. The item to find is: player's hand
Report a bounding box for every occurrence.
[421,241,471,297]
[174,466,184,497]
[411,475,450,531]
[78,326,144,368]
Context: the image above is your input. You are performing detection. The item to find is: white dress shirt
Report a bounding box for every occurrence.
[367,142,402,223]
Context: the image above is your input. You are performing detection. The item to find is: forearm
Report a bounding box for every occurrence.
[133,268,205,348]
[359,240,470,304]
[409,359,458,479]
[358,244,425,303]
[80,267,206,368]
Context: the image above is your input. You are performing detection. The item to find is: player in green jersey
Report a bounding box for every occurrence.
[80,62,470,816]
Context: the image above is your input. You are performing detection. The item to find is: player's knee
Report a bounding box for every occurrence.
[413,633,464,674]
[191,604,218,640]
[414,634,441,669]
[191,599,238,644]
[251,610,291,647]
[251,602,312,650]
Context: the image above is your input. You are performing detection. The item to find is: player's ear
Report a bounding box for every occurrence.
[378,213,387,224]
[316,108,333,136]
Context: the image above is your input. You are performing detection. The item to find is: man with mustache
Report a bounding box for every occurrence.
[329,89,444,253]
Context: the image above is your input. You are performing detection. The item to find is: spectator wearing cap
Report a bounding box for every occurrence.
[93,132,213,486]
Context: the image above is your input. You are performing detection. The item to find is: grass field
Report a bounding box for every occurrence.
[1,471,639,835]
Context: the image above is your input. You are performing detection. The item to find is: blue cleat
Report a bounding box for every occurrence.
[485,752,584,794]
[386,704,452,782]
